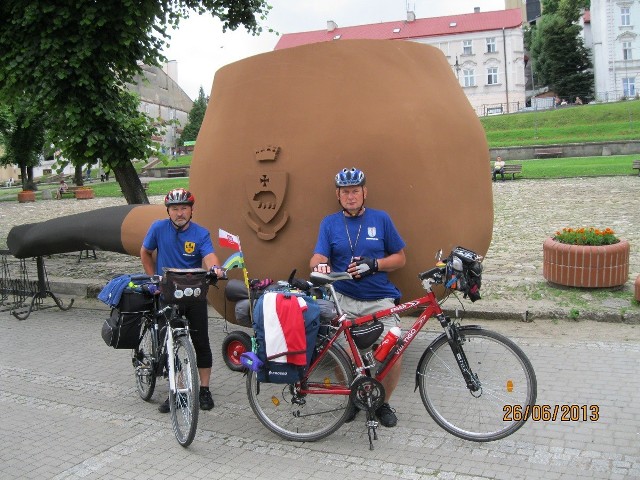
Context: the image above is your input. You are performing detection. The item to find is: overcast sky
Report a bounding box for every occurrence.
[162,0,506,100]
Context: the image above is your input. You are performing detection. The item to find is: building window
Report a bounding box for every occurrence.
[623,77,636,97]
[463,69,476,87]
[439,41,450,56]
[486,37,496,53]
[463,39,473,55]
[487,67,498,85]
[623,41,632,60]
[621,7,630,26]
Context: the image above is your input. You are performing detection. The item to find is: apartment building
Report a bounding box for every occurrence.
[591,0,640,100]
[274,8,526,116]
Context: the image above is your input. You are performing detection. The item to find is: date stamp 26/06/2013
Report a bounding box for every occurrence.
[503,404,600,422]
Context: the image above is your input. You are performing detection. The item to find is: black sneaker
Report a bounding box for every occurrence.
[344,404,360,423]
[158,396,170,414]
[199,388,214,410]
[375,403,397,427]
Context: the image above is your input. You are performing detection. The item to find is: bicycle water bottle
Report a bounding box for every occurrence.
[373,326,401,362]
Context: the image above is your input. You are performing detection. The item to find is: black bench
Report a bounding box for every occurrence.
[166,168,188,178]
[57,185,80,199]
[492,164,523,180]
[633,160,640,176]
[534,148,563,158]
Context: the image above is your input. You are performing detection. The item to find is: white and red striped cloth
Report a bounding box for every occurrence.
[262,292,308,365]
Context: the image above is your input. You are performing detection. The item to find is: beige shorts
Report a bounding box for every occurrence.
[334,292,400,333]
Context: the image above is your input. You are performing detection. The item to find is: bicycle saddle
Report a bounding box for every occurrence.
[310,271,352,286]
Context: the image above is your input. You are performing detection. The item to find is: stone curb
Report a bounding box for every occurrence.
[48,278,640,325]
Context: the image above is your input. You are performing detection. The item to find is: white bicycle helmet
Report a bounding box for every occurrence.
[335,167,366,187]
[164,188,195,207]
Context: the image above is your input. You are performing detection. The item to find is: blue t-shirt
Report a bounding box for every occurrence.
[142,219,215,274]
[313,208,405,300]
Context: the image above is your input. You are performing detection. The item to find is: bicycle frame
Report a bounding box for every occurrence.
[300,285,446,396]
[156,304,191,395]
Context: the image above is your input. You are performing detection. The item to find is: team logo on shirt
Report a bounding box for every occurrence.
[184,241,195,254]
[368,227,377,238]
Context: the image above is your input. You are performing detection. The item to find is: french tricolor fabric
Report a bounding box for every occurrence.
[262,292,308,365]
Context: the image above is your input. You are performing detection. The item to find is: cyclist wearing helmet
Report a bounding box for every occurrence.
[141,188,224,413]
[309,167,406,428]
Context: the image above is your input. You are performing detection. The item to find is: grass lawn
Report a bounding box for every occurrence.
[482,100,640,147]
[505,154,639,178]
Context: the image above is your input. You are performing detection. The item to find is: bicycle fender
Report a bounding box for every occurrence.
[413,325,484,392]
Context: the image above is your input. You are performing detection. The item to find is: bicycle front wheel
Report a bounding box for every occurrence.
[170,334,200,447]
[133,316,156,401]
[246,344,353,442]
[417,326,537,442]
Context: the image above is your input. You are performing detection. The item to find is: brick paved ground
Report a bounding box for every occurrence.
[0,298,639,479]
[1,177,639,479]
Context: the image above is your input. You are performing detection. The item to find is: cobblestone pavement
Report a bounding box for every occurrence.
[1,178,640,479]
[1,176,639,321]
[1,299,639,480]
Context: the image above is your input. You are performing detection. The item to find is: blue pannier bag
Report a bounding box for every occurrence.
[252,291,320,384]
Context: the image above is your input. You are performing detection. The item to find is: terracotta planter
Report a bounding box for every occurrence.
[543,237,630,288]
[74,188,94,200]
[17,190,36,203]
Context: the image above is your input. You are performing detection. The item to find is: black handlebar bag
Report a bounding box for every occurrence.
[160,268,209,305]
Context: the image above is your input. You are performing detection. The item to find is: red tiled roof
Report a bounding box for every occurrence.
[583,10,590,23]
[274,9,523,50]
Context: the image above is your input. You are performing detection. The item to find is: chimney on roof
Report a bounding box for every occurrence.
[474,7,480,13]
[327,20,338,32]
[407,11,416,22]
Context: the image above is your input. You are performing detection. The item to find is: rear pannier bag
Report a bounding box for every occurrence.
[101,310,145,349]
[252,291,320,384]
[101,280,154,349]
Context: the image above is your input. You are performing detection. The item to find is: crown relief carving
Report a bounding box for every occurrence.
[255,145,280,162]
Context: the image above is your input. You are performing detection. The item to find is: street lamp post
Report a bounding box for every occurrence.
[452,56,461,79]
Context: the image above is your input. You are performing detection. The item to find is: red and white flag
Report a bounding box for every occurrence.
[219,229,241,251]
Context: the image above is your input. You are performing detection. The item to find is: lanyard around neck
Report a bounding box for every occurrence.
[343,210,364,259]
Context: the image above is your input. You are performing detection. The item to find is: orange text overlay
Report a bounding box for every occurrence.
[503,404,600,422]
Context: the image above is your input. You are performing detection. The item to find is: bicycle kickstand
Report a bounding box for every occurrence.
[365,409,379,450]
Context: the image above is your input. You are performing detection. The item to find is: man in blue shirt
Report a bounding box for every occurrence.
[310,168,406,427]
[141,188,223,413]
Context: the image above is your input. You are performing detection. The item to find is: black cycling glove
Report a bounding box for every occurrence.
[352,257,378,278]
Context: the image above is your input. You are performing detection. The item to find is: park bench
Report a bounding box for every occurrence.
[57,185,80,199]
[633,160,640,176]
[492,163,523,180]
[534,147,563,158]
[166,168,188,178]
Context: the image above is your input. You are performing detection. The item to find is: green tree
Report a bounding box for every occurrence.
[179,87,209,146]
[529,0,593,101]
[0,102,45,191]
[0,0,271,204]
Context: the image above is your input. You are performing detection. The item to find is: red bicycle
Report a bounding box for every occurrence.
[246,247,537,449]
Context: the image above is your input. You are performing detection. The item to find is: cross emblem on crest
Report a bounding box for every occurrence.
[260,175,269,187]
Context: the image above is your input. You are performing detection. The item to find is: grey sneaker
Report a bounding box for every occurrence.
[375,403,397,427]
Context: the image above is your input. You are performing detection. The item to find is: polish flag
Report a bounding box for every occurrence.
[219,229,241,251]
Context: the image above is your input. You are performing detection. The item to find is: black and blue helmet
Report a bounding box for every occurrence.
[335,167,366,187]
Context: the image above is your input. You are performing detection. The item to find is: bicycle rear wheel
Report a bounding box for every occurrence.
[170,334,199,447]
[246,344,353,442]
[417,326,537,442]
[133,315,156,401]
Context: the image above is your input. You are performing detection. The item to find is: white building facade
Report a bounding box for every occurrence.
[275,8,526,116]
[414,24,526,115]
[591,0,640,100]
